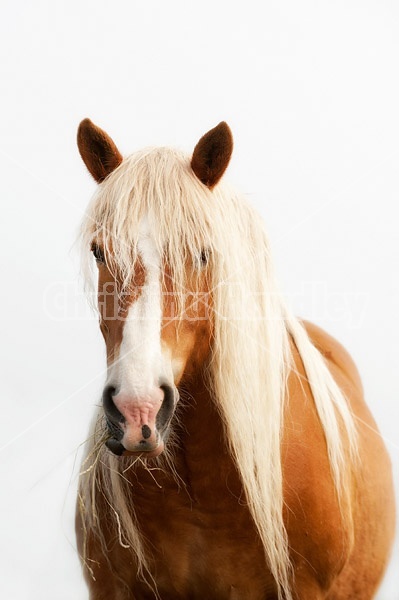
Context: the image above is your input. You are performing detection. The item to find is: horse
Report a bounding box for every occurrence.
[75,118,395,600]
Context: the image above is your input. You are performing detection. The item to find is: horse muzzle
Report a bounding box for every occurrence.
[102,383,177,457]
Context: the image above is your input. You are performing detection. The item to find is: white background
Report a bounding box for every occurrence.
[0,1,398,598]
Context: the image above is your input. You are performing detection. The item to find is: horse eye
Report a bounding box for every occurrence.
[200,249,209,266]
[91,243,105,264]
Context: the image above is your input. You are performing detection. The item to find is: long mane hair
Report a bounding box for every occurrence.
[79,147,358,600]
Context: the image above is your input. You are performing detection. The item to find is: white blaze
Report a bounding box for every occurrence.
[106,217,173,396]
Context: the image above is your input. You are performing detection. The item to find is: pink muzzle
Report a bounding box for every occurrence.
[103,384,176,457]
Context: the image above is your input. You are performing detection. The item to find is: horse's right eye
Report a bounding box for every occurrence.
[91,243,105,264]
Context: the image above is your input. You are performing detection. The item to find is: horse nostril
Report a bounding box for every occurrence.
[102,385,125,424]
[106,416,124,441]
[156,384,177,431]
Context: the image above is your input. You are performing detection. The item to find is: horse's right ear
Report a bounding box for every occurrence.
[77,118,123,183]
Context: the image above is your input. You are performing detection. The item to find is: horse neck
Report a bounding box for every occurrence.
[178,370,220,451]
[170,369,239,500]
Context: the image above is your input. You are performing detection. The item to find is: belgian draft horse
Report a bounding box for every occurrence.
[76,119,395,599]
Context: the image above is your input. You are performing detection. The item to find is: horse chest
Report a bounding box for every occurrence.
[130,456,276,599]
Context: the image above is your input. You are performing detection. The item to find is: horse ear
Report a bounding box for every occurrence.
[77,118,123,183]
[191,122,233,189]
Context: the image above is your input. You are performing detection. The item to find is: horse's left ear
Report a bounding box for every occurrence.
[77,118,123,183]
[191,122,233,189]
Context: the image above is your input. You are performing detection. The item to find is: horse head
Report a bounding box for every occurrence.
[77,119,233,458]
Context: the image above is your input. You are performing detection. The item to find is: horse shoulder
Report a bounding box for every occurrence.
[302,320,362,391]
[282,323,356,591]
[286,320,395,597]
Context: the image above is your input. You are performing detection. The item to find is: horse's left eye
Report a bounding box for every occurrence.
[199,249,209,267]
[91,243,105,264]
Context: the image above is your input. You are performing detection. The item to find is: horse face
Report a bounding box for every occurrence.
[92,225,213,458]
[78,118,232,457]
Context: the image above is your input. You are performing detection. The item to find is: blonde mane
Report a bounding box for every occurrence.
[79,147,358,600]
